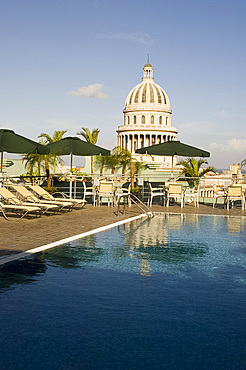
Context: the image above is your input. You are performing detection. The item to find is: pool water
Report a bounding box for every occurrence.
[0,214,246,370]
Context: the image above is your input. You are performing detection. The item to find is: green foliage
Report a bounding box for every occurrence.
[241,159,246,168]
[77,127,100,145]
[178,157,217,189]
[38,130,67,175]
[134,160,148,174]
[42,186,57,194]
[77,127,100,174]
[113,146,132,175]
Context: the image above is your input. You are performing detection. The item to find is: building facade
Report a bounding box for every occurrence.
[117,63,178,167]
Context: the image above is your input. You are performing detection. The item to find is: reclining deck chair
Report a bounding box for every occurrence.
[10,185,60,214]
[27,184,85,209]
[0,188,42,220]
[0,201,41,220]
[0,187,56,215]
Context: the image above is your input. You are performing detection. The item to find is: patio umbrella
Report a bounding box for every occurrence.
[47,137,110,198]
[46,136,110,171]
[136,140,210,176]
[0,129,49,173]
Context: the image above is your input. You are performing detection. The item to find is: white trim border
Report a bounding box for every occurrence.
[0,214,146,267]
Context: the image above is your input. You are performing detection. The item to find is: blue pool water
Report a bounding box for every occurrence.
[0,214,246,370]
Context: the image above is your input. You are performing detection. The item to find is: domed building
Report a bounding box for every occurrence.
[117,62,178,167]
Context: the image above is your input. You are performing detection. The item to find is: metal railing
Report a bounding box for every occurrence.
[116,193,154,218]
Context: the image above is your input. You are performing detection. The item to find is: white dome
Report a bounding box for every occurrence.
[117,62,178,165]
[124,63,171,113]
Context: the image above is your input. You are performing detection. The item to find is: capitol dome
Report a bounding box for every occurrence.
[117,62,178,165]
[124,63,171,112]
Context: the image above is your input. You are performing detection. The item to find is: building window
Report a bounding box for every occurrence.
[151,115,154,125]
[166,117,168,125]
[134,115,137,124]
[159,116,162,125]
[141,115,145,124]
[128,116,130,125]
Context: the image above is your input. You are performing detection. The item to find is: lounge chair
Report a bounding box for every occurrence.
[0,187,57,215]
[9,185,60,214]
[0,200,41,220]
[27,184,85,209]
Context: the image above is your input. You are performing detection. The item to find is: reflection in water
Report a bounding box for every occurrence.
[44,235,104,269]
[1,214,244,290]
[0,257,47,292]
[0,235,103,292]
[227,217,244,233]
[122,214,208,276]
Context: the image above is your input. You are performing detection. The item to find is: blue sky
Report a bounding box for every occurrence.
[1,0,246,168]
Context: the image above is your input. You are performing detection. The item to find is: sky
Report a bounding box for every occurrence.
[1,0,246,169]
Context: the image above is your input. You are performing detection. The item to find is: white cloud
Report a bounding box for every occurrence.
[210,138,246,153]
[68,83,108,100]
[97,32,153,46]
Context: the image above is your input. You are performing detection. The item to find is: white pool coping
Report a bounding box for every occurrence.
[1,211,245,267]
[0,214,147,267]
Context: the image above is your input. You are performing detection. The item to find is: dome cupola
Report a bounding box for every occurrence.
[124,63,171,112]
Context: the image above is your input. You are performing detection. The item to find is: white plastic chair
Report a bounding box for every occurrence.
[213,185,227,208]
[226,186,245,210]
[97,181,115,207]
[166,183,185,208]
[82,181,97,206]
[147,182,165,207]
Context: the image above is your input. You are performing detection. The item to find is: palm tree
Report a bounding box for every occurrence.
[134,160,148,185]
[23,153,43,176]
[38,130,67,186]
[178,157,216,189]
[105,153,119,174]
[77,127,100,174]
[95,154,108,175]
[241,159,246,168]
[114,146,132,177]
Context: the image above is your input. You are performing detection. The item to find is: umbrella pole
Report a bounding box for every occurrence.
[69,152,73,198]
[0,152,3,173]
[171,156,174,178]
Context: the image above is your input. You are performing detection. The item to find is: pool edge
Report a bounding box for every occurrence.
[0,214,147,267]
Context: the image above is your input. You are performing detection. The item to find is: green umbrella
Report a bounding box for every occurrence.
[0,129,49,173]
[136,140,210,176]
[46,136,110,171]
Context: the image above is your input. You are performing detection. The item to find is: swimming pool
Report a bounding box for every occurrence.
[0,214,245,369]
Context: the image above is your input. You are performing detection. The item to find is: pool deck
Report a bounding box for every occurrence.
[1,202,246,263]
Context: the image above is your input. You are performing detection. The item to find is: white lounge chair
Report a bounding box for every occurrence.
[0,200,41,220]
[10,185,59,214]
[26,184,83,210]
